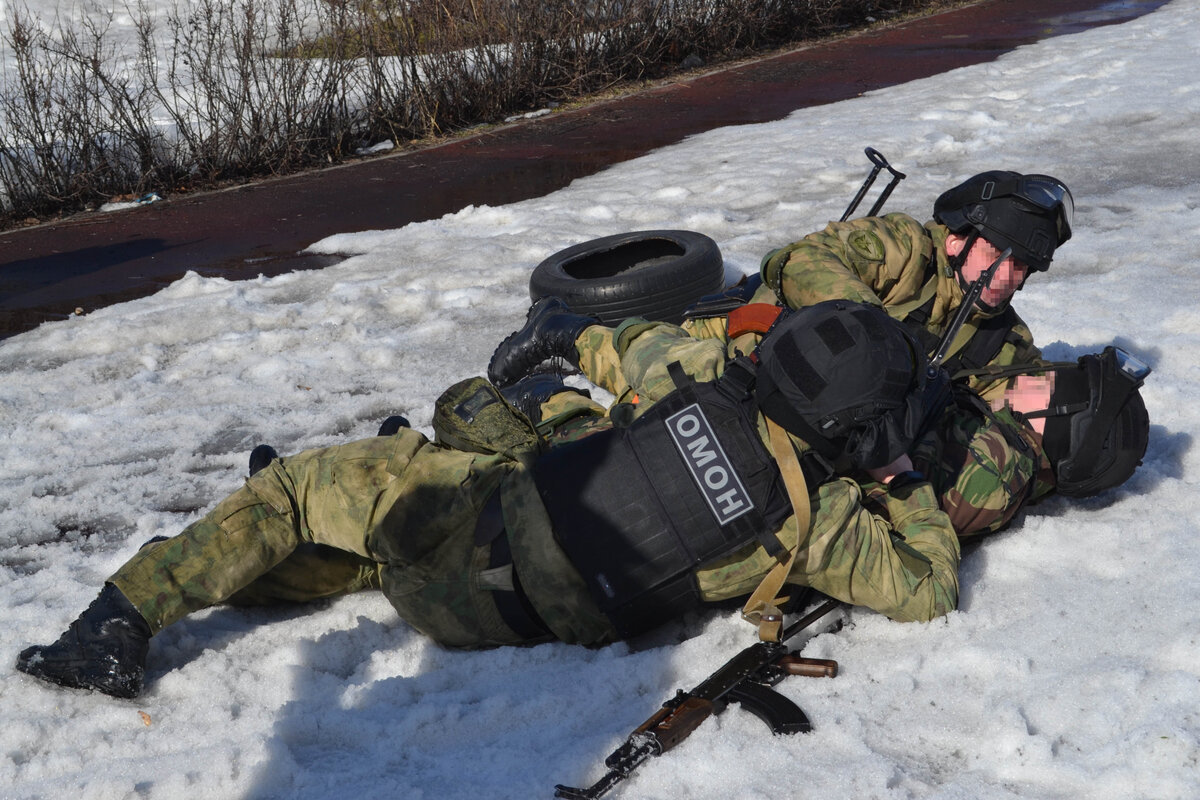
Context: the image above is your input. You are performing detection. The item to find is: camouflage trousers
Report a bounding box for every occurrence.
[572,316,728,404]
[109,433,555,649]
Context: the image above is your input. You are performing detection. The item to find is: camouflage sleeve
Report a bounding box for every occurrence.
[573,282,774,400]
[696,477,960,623]
[796,477,960,622]
[573,318,739,401]
[914,406,1045,537]
[679,314,732,345]
[760,213,934,311]
[682,307,770,360]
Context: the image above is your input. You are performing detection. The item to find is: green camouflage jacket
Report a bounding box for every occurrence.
[570,312,1053,539]
[760,213,1042,404]
[590,319,962,624]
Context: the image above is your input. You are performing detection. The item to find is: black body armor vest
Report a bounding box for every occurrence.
[906,292,1022,375]
[531,360,794,638]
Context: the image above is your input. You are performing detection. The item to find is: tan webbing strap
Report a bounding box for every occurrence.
[883,276,978,362]
[741,418,813,642]
[942,318,981,364]
[882,274,939,322]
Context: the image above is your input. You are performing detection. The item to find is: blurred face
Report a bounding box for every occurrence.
[946,234,1031,308]
[995,373,1054,435]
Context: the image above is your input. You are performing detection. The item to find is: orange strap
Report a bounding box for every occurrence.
[726,303,784,339]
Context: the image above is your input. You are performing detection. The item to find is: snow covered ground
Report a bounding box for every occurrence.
[2,1,1199,798]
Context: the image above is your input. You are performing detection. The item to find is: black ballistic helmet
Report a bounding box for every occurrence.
[755,300,951,470]
[933,171,1074,271]
[1029,347,1151,498]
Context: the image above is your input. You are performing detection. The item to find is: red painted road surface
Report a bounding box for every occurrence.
[0,0,1167,338]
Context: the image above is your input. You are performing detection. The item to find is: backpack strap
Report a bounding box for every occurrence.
[897,283,946,357]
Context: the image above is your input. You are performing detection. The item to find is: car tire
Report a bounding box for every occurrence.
[528,230,725,324]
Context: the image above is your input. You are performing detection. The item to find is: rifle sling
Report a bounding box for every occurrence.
[741,418,813,642]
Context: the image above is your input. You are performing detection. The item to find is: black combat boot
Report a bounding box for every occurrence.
[487,297,599,388]
[16,583,152,699]
[248,444,279,477]
[500,371,592,424]
[376,415,411,436]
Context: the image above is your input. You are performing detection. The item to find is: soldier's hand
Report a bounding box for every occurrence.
[866,453,915,485]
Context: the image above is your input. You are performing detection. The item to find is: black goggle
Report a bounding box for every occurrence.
[1113,347,1152,382]
[1022,175,1074,243]
[981,174,1075,244]
[1017,175,1073,219]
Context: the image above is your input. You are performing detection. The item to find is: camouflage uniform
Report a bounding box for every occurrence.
[760,213,1042,404]
[112,434,614,648]
[566,308,1052,539]
[912,404,1054,536]
[570,311,755,406]
[109,319,962,652]
[602,320,960,622]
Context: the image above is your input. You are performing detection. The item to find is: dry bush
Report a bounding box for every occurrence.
[0,0,927,226]
[0,7,178,215]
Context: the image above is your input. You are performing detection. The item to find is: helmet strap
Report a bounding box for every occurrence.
[949,231,1010,314]
[1022,401,1090,419]
[947,230,978,290]
[1054,354,1142,484]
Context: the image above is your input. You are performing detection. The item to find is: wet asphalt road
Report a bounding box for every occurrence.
[0,0,1169,339]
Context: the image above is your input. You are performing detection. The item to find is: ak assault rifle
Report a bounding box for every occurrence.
[841,147,907,222]
[554,598,841,799]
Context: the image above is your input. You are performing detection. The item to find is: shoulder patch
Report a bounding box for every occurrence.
[847,230,886,262]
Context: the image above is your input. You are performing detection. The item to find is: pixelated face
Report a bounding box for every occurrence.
[947,235,1031,307]
[999,374,1054,435]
